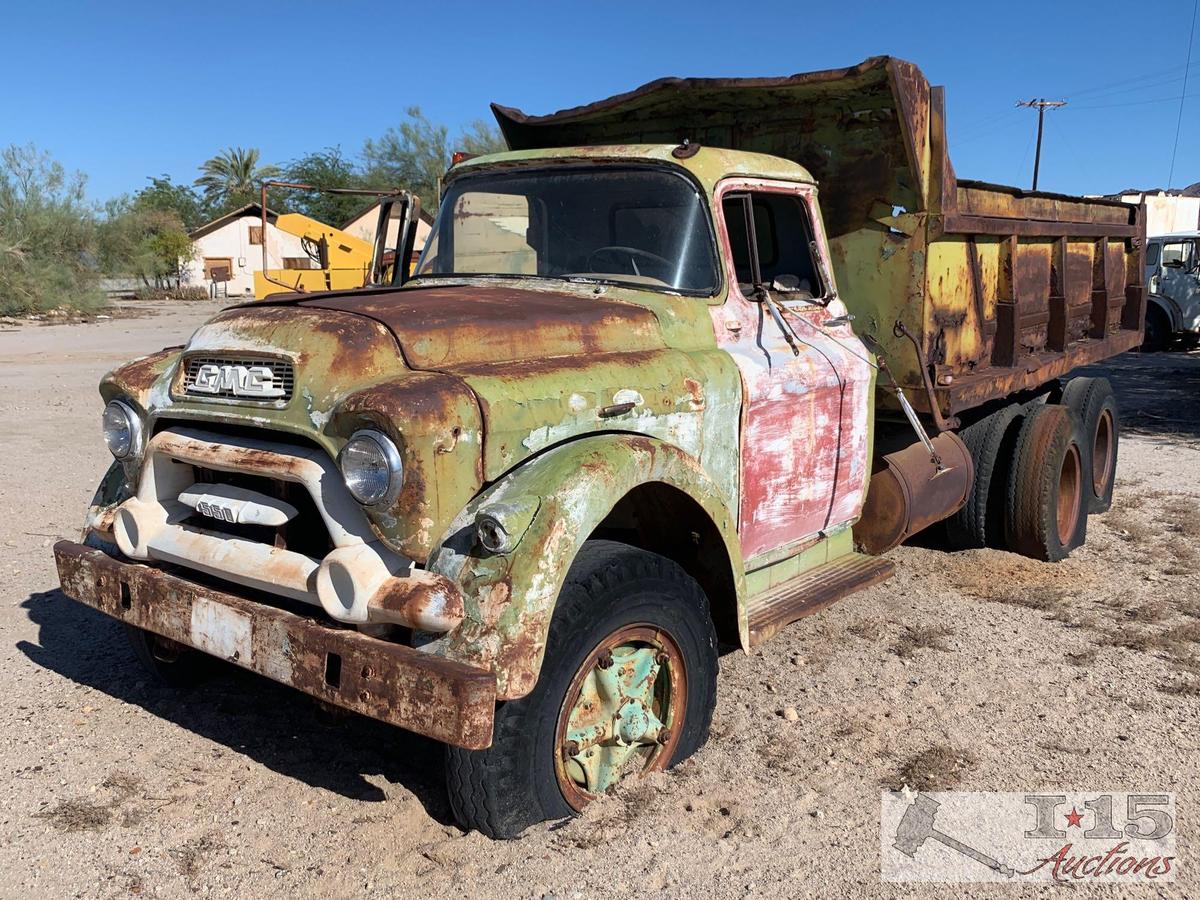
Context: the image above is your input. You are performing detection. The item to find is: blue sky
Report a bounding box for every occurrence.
[3,0,1197,203]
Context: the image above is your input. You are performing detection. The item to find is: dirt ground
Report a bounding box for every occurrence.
[1,301,1198,898]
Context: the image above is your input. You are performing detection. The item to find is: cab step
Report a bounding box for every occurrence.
[746,554,895,646]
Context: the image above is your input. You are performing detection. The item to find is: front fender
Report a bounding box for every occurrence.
[426,434,745,699]
[1148,293,1185,332]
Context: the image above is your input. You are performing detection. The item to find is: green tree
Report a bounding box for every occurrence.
[97,199,194,286]
[362,107,506,209]
[282,147,370,226]
[194,147,280,213]
[133,175,209,231]
[0,144,103,315]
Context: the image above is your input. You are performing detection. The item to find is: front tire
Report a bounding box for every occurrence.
[125,625,205,687]
[445,541,718,839]
[1142,305,1170,353]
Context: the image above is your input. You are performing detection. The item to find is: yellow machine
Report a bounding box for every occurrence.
[253,213,375,298]
[251,181,420,299]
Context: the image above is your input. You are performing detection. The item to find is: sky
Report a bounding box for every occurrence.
[3,0,1197,204]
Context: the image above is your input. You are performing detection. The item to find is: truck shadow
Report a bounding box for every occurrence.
[1076,348,1200,443]
[16,586,456,825]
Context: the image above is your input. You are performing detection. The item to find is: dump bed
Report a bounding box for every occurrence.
[492,57,1146,422]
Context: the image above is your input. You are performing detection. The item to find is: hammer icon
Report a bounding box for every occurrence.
[893,794,1015,878]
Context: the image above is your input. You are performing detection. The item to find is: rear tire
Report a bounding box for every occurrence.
[445,541,718,839]
[1004,404,1088,561]
[125,625,205,687]
[945,404,1023,550]
[1060,377,1119,514]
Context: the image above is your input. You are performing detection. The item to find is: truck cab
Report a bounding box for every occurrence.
[1143,231,1200,351]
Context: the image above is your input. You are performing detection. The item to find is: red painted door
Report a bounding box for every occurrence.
[710,180,873,563]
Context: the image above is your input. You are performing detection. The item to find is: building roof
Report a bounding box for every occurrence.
[1111,182,1200,199]
[189,203,282,240]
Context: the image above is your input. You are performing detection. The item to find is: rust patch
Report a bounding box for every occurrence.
[369,569,465,632]
[302,284,665,370]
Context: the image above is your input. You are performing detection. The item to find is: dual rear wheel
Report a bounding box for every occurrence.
[945,376,1118,561]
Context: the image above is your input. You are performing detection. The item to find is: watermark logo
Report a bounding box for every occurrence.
[881,791,1176,882]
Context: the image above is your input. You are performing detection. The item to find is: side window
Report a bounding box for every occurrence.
[1145,242,1161,267]
[722,191,823,299]
[1161,241,1193,268]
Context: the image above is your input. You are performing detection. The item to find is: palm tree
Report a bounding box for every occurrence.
[194,147,280,211]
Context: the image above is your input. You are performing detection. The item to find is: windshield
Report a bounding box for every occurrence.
[414,166,719,294]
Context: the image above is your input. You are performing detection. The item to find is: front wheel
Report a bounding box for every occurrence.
[1142,305,1171,353]
[445,541,718,839]
[125,625,205,687]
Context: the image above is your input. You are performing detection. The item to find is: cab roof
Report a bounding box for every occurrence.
[449,144,818,192]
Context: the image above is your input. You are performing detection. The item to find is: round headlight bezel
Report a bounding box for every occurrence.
[102,399,143,460]
[339,429,404,508]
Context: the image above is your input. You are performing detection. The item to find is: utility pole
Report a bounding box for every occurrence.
[1016,98,1067,191]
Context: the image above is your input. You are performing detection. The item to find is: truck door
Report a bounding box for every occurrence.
[711,181,873,563]
[1157,238,1200,328]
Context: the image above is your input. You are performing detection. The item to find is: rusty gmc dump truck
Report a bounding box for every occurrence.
[53,58,1144,838]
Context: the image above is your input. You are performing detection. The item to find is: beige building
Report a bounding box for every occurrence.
[341,201,434,272]
[186,204,312,298]
[1112,184,1200,236]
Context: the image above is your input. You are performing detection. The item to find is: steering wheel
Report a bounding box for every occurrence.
[587,245,672,279]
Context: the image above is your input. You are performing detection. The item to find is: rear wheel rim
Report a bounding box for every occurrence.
[1092,409,1114,496]
[1057,443,1083,545]
[553,624,687,811]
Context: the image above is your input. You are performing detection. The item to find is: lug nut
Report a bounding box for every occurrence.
[563,740,580,757]
[657,730,671,745]
[597,650,614,669]
[655,652,669,666]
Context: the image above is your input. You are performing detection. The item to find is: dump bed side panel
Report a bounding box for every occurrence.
[493,56,1146,420]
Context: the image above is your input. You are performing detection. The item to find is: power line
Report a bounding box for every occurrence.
[1168,0,1199,189]
[1016,99,1067,190]
[1072,91,1200,110]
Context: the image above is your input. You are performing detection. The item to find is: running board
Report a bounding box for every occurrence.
[746,554,895,646]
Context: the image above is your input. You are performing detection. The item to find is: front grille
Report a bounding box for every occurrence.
[188,465,333,558]
[181,356,294,403]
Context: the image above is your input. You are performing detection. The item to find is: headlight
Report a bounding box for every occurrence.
[340,430,403,507]
[102,400,142,460]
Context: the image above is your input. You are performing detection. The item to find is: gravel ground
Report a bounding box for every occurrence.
[1,301,1198,898]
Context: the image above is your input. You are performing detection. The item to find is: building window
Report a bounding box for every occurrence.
[249,226,264,245]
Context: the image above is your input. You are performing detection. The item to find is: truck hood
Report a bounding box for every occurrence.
[296,283,668,371]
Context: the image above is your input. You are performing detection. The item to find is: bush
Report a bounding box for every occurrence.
[0,145,105,316]
[133,285,210,302]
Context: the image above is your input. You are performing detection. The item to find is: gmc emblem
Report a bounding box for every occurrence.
[189,363,284,398]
